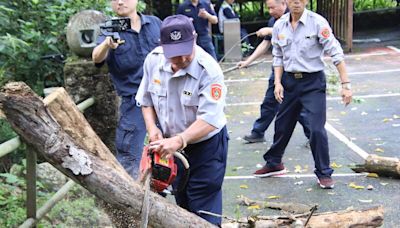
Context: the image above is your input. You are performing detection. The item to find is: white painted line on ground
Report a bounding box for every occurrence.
[325,122,369,160]
[226,93,400,106]
[224,172,368,180]
[326,93,400,101]
[225,68,400,83]
[348,68,400,75]
[387,46,400,53]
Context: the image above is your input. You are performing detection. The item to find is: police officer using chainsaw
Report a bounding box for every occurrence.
[92,0,161,180]
[253,0,352,189]
[136,15,228,225]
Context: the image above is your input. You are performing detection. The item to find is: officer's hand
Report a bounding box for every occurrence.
[198,8,209,19]
[149,136,182,159]
[341,88,352,106]
[148,127,163,143]
[237,60,249,69]
[274,83,284,104]
[256,27,272,37]
[104,36,120,50]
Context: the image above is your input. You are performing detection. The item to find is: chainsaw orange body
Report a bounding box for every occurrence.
[139,145,177,192]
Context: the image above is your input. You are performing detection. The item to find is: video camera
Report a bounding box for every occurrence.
[99,17,131,43]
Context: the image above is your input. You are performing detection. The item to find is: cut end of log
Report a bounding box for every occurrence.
[43,87,66,105]
[1,82,42,98]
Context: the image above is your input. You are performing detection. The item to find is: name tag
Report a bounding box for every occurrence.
[305,34,318,39]
[185,9,191,12]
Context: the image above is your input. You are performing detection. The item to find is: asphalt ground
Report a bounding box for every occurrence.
[219,44,400,227]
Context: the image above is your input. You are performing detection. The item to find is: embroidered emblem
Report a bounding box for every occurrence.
[278,34,285,40]
[153,78,161,85]
[321,27,330,39]
[183,91,192,96]
[170,31,182,41]
[211,84,222,100]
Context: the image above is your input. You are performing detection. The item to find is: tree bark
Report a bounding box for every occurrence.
[222,206,384,228]
[0,82,214,228]
[352,154,400,178]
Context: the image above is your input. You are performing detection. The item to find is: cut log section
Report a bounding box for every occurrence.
[352,154,400,179]
[222,206,384,228]
[0,82,214,228]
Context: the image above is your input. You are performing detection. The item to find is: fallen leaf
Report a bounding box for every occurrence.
[232,166,244,171]
[358,199,373,203]
[294,181,304,185]
[243,111,251,115]
[361,111,368,115]
[351,107,358,111]
[393,114,400,119]
[240,185,248,189]
[380,182,388,186]
[382,118,393,123]
[374,148,384,153]
[294,165,303,173]
[330,162,343,169]
[267,195,280,199]
[340,111,347,115]
[327,192,336,195]
[247,205,260,210]
[256,164,263,168]
[392,124,400,127]
[367,173,379,178]
[240,71,245,76]
[239,121,245,124]
[349,182,365,190]
[306,188,313,192]
[254,150,260,154]
[225,114,231,119]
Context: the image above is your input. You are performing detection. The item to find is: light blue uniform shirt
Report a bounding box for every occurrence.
[136,46,227,143]
[272,9,344,73]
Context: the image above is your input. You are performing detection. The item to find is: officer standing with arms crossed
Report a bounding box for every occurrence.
[92,0,161,179]
[253,0,352,189]
[136,15,229,225]
[177,0,219,59]
[238,0,310,144]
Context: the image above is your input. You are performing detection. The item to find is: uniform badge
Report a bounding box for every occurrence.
[211,84,222,100]
[278,34,285,40]
[153,78,161,85]
[185,9,191,12]
[321,27,330,39]
[170,31,182,41]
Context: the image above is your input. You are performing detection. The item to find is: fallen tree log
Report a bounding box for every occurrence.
[222,206,384,228]
[352,154,400,179]
[237,195,313,214]
[0,82,213,228]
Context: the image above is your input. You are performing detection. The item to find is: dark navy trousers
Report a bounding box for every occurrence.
[252,72,311,139]
[115,96,146,180]
[263,71,333,178]
[173,126,229,225]
[197,34,217,60]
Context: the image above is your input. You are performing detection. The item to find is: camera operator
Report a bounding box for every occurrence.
[92,0,161,180]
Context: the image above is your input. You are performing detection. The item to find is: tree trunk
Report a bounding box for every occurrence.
[0,82,214,228]
[352,154,400,178]
[223,206,384,227]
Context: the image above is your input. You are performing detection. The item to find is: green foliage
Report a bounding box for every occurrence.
[0,0,116,95]
[354,0,397,12]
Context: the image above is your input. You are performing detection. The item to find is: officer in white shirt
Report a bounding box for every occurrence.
[136,15,228,225]
[254,0,352,190]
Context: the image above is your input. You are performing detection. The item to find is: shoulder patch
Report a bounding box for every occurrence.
[211,84,222,100]
[321,27,330,39]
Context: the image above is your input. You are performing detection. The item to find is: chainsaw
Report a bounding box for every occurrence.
[139,145,190,193]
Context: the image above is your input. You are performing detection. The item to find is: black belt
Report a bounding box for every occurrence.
[287,71,323,79]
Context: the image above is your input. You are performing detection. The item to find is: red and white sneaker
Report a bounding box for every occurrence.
[317,177,335,189]
[253,163,286,178]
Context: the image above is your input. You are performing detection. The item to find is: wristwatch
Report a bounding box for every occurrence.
[341,82,351,90]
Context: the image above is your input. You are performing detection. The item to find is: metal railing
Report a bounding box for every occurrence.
[0,96,95,228]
